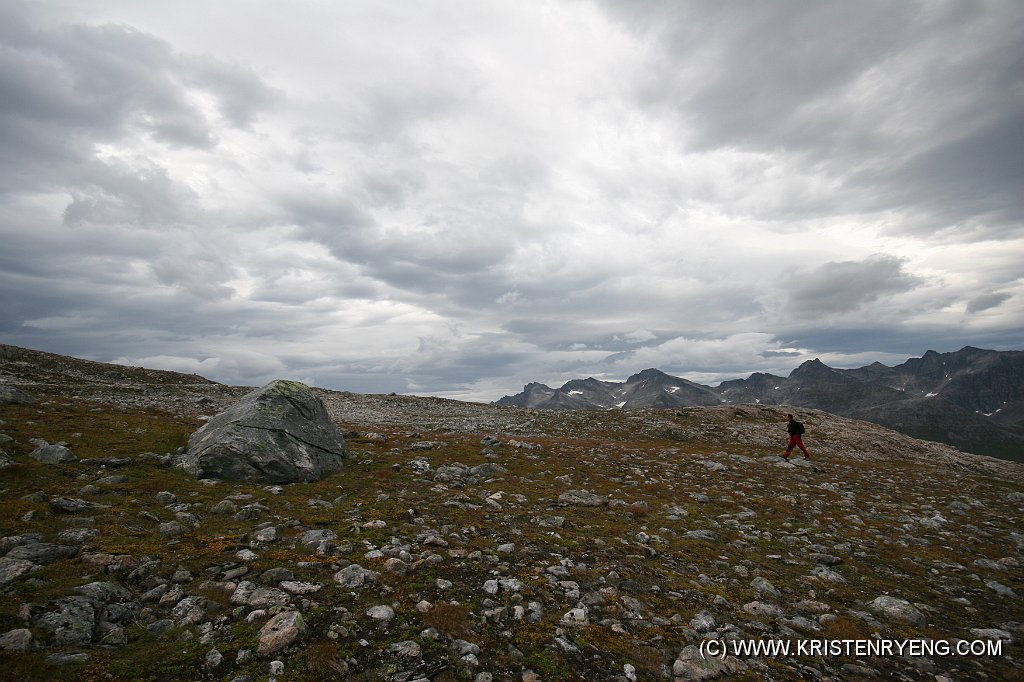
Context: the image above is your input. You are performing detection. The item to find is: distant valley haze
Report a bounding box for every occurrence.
[1,1,1022,402]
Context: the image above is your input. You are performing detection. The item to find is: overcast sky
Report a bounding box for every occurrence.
[1,1,1022,401]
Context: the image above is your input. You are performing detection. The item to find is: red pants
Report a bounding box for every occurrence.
[785,435,809,457]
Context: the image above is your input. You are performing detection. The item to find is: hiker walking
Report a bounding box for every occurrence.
[783,413,811,460]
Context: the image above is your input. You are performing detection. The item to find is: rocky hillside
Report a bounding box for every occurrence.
[497,347,1024,462]
[0,346,1022,681]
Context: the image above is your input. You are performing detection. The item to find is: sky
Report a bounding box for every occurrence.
[1,0,1022,402]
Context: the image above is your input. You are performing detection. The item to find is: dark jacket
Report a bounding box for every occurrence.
[787,419,804,436]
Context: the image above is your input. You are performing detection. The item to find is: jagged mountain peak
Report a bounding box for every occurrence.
[523,381,550,391]
[628,367,672,380]
[496,348,1024,462]
[792,357,827,370]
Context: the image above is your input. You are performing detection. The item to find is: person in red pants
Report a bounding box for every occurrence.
[783,413,811,460]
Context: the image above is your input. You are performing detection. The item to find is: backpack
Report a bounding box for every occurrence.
[796,421,805,435]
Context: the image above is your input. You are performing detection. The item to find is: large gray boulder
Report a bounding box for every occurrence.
[176,380,346,483]
[0,386,34,405]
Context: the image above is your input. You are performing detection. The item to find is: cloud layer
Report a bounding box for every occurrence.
[2,1,1022,400]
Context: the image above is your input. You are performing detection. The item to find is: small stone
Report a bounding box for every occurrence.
[154,491,178,505]
[452,639,481,656]
[558,490,608,506]
[334,564,379,589]
[29,442,77,464]
[259,567,295,585]
[673,644,746,680]
[366,605,395,621]
[389,639,421,657]
[690,610,716,632]
[298,529,337,553]
[810,565,846,583]
[470,462,508,477]
[683,530,716,541]
[6,542,78,565]
[499,577,524,592]
[280,581,322,595]
[0,628,32,652]
[254,527,277,542]
[743,601,783,619]
[751,576,780,599]
[985,580,1018,599]
[158,521,188,537]
[148,619,174,635]
[206,648,223,667]
[49,497,108,514]
[0,558,36,584]
[867,596,927,627]
[561,607,588,626]
[970,627,1013,643]
[34,596,96,646]
[210,499,238,514]
[46,652,90,666]
[257,611,306,656]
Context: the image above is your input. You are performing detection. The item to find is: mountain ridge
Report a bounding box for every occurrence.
[496,346,1024,462]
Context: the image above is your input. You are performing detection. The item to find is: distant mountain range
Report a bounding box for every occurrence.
[495,346,1024,462]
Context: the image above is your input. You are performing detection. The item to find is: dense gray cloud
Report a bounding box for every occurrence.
[786,256,922,316]
[606,0,1024,234]
[1,1,1021,401]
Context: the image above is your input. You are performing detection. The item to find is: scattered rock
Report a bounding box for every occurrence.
[158,521,188,537]
[33,597,97,646]
[257,610,306,656]
[558,490,608,506]
[29,441,77,464]
[985,580,1018,599]
[334,563,379,589]
[672,644,747,680]
[867,596,927,627]
[751,575,781,599]
[49,497,109,514]
[389,639,422,658]
[470,462,508,477]
[366,605,395,621]
[5,542,78,565]
[743,601,783,620]
[0,628,32,652]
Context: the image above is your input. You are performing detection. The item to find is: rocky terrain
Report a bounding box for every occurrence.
[496,347,1024,462]
[0,345,1022,681]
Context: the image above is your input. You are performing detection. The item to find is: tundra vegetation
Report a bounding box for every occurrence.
[0,345,1021,681]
